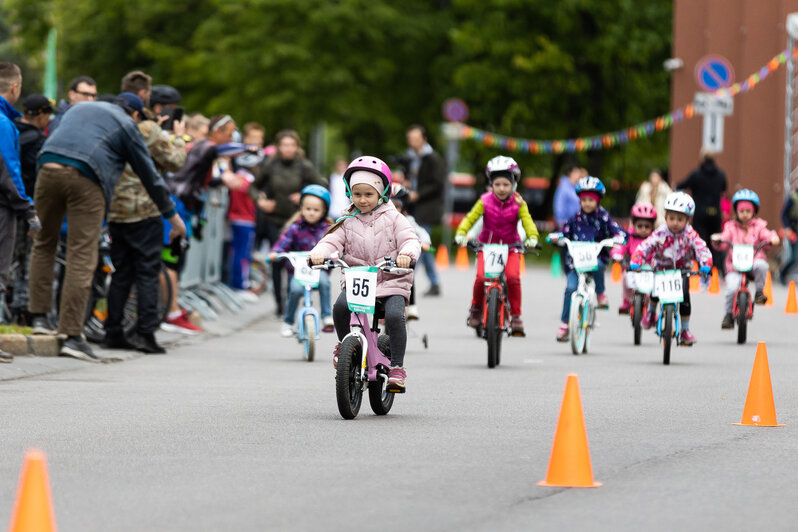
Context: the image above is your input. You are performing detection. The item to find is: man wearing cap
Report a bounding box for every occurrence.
[105,87,189,353]
[27,92,186,362]
[9,94,54,321]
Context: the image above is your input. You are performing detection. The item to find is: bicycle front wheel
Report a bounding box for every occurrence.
[736,291,749,345]
[304,313,317,361]
[632,294,644,346]
[662,305,673,365]
[336,337,363,419]
[486,288,501,368]
[569,295,586,355]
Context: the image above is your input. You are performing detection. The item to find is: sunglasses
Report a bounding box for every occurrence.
[74,90,97,99]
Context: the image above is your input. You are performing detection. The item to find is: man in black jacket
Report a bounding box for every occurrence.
[10,94,53,320]
[405,125,446,296]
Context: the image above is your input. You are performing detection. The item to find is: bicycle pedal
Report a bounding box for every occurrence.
[386,385,406,394]
[511,331,526,337]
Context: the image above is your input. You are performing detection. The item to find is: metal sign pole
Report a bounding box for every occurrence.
[441,122,461,248]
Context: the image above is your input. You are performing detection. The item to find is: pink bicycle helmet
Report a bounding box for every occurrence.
[630,202,657,221]
[342,156,392,201]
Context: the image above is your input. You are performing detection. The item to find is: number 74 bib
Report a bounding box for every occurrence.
[344,266,378,313]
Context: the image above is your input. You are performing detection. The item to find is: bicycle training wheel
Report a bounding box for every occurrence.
[662,305,673,365]
[632,294,644,346]
[486,288,501,368]
[736,291,748,345]
[336,337,363,419]
[304,313,317,362]
[368,335,395,415]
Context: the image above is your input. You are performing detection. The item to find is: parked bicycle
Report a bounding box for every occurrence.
[549,234,616,355]
[314,255,414,420]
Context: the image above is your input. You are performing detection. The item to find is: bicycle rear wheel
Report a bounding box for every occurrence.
[662,305,673,365]
[632,294,644,346]
[336,337,363,419]
[486,288,501,368]
[368,335,395,415]
[569,295,586,355]
[736,292,749,345]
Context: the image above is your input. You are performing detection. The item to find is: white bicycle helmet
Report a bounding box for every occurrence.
[663,191,695,216]
[485,156,521,189]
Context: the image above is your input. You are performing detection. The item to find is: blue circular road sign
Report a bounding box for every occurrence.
[694,55,735,92]
[442,98,469,123]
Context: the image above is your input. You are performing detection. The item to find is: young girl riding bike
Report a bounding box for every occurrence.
[454,156,539,336]
[611,203,658,314]
[269,185,335,337]
[630,191,712,346]
[309,157,420,391]
[710,189,780,329]
[552,176,625,342]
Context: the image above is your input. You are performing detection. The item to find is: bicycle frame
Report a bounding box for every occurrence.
[275,252,321,343]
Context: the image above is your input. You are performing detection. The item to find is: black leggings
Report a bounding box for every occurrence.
[333,291,407,367]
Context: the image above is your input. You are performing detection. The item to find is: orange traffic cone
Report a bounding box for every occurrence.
[689,262,700,293]
[455,246,469,271]
[763,270,774,307]
[611,262,622,284]
[538,374,602,488]
[785,281,798,314]
[734,342,784,427]
[708,267,720,294]
[519,254,526,276]
[435,246,450,271]
[9,450,57,532]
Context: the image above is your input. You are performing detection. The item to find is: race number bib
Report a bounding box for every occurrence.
[344,266,378,313]
[732,244,755,273]
[570,242,600,273]
[292,253,321,288]
[483,244,509,278]
[654,270,684,303]
[633,270,655,294]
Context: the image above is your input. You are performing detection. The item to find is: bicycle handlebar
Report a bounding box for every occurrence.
[466,241,543,254]
[710,238,770,254]
[310,255,416,275]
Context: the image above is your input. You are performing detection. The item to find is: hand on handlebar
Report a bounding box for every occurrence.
[699,265,712,275]
[309,252,325,265]
[524,237,538,249]
[396,254,412,268]
[629,263,641,271]
[454,234,468,247]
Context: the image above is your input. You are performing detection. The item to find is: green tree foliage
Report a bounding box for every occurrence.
[2,0,671,196]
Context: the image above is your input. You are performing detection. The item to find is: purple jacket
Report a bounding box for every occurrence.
[311,202,421,300]
[273,218,331,274]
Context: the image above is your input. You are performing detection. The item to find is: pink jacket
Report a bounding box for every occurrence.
[611,231,647,262]
[713,218,777,273]
[311,202,421,300]
[631,224,712,270]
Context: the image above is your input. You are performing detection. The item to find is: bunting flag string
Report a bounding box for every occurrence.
[457,47,796,154]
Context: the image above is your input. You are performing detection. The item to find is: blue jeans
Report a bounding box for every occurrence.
[283,272,331,324]
[229,223,255,290]
[560,264,606,322]
[419,224,439,287]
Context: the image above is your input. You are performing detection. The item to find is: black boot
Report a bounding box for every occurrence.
[104,330,137,350]
[721,313,734,329]
[133,332,166,354]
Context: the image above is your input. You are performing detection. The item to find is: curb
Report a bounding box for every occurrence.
[0,334,61,357]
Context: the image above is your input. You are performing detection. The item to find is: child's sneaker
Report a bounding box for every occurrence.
[467,306,482,328]
[754,290,767,305]
[406,304,419,321]
[597,294,610,309]
[679,329,696,346]
[510,316,525,337]
[322,316,335,333]
[280,322,294,337]
[332,342,341,369]
[618,299,631,315]
[641,311,655,330]
[387,366,406,392]
[721,313,734,329]
[556,322,569,342]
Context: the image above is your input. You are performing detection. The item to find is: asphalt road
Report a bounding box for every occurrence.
[1,265,797,531]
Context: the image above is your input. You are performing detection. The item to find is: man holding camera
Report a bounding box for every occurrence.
[104,80,189,354]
